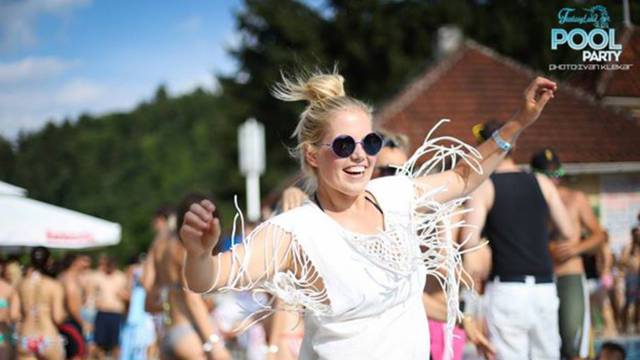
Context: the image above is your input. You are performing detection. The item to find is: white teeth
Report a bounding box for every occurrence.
[344,165,365,172]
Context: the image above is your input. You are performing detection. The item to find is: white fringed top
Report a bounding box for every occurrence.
[211,120,482,359]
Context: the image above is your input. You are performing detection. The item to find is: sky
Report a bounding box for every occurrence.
[0,0,242,139]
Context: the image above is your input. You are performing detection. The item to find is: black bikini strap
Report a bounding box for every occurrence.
[313,192,383,215]
[365,196,384,215]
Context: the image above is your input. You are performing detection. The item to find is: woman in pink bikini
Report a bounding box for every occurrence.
[17,247,66,359]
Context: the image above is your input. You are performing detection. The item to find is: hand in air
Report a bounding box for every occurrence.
[517,76,557,128]
[180,200,221,257]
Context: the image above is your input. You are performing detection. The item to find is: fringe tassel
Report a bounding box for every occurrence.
[397,119,484,358]
[216,196,331,332]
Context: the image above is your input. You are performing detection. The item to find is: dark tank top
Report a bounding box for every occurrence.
[485,172,554,278]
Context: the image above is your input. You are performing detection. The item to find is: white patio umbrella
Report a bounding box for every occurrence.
[0,181,121,249]
[0,181,27,196]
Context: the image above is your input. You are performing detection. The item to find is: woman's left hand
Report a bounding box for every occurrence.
[516,76,557,128]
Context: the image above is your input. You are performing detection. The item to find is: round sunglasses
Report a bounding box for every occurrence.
[320,132,384,158]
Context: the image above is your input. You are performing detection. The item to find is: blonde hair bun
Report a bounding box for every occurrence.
[272,70,345,105]
[271,68,372,192]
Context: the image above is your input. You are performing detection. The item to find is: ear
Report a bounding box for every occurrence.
[304,144,319,169]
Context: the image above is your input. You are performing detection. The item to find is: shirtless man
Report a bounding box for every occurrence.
[530,148,605,360]
[141,205,173,354]
[78,255,104,358]
[0,258,20,359]
[144,200,230,359]
[93,257,128,359]
[59,254,90,359]
[17,247,66,359]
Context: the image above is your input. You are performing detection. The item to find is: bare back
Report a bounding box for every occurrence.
[552,187,584,275]
[152,233,195,326]
[95,270,127,313]
[18,273,64,337]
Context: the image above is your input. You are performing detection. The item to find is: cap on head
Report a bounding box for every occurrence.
[530,147,565,178]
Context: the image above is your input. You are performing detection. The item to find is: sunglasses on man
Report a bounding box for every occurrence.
[545,168,566,178]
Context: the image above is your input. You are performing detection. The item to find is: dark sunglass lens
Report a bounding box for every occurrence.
[332,135,356,157]
[363,133,383,156]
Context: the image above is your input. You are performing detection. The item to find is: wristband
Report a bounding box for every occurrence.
[202,334,223,353]
[491,130,512,152]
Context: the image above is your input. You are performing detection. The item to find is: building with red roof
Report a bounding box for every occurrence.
[375,36,640,251]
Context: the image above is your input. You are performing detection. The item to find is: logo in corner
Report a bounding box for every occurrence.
[557,5,611,29]
[549,5,631,71]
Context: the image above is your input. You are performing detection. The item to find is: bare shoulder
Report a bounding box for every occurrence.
[562,187,591,211]
[60,273,75,289]
[0,280,11,296]
[533,173,559,200]
[43,277,63,297]
[116,269,127,280]
[534,173,552,188]
[469,178,494,205]
[573,189,589,205]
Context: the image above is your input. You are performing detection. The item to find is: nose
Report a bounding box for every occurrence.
[349,142,367,161]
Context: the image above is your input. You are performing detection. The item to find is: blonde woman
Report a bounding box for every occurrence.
[182,70,556,359]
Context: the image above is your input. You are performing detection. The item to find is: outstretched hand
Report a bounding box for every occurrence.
[180,200,221,257]
[517,76,557,128]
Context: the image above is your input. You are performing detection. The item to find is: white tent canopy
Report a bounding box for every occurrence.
[0,181,27,196]
[0,181,121,249]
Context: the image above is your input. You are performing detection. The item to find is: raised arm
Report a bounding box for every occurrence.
[181,200,293,293]
[415,77,557,203]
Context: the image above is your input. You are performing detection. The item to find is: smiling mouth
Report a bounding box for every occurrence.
[343,166,366,176]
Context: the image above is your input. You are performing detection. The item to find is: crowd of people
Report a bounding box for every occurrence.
[0,70,638,360]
